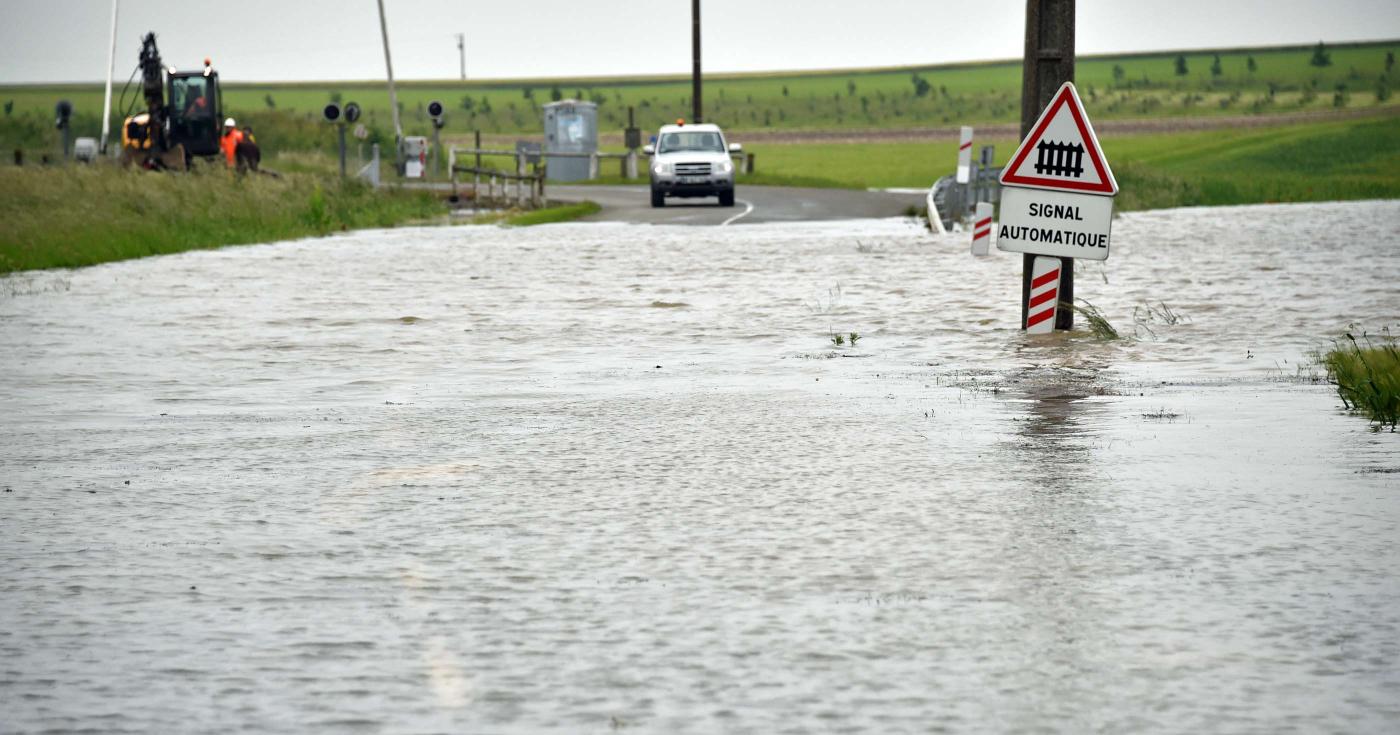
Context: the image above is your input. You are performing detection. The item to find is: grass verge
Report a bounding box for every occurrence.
[1322,332,1400,430]
[0,165,443,273]
[468,200,601,226]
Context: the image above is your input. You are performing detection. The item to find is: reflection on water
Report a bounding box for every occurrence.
[2,201,1399,733]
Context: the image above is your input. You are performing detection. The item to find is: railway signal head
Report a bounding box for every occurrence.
[343,102,361,123]
[323,103,342,123]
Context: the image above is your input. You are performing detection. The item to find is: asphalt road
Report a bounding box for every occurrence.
[550,184,927,226]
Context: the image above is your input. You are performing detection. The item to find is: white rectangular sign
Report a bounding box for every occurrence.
[995,186,1114,261]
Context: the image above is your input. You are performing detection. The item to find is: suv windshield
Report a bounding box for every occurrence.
[658,131,724,154]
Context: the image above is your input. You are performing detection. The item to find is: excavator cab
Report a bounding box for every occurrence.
[121,34,224,169]
[168,68,222,158]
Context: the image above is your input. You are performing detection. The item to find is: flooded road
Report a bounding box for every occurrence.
[2,200,1399,733]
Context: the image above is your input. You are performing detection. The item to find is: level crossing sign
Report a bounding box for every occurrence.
[996,82,1118,261]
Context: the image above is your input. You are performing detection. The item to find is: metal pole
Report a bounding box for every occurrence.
[691,0,702,123]
[100,0,118,154]
[1020,0,1075,331]
[456,32,466,81]
[433,125,441,178]
[376,0,403,145]
[338,125,347,178]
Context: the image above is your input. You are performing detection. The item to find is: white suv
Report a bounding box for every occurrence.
[643,123,741,207]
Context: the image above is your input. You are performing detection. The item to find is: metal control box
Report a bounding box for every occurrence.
[541,100,597,182]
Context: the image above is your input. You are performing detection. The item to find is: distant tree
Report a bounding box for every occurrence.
[846,80,856,96]
[910,73,931,97]
[329,91,343,103]
[263,94,276,109]
[460,95,475,112]
[1210,54,1223,77]
[1378,80,1392,102]
[1112,64,1125,84]
[860,96,869,112]
[1246,56,1257,73]
[479,96,492,114]
[763,109,771,126]
[1334,83,1348,107]
[781,85,789,97]
[574,88,583,100]
[523,87,534,100]
[550,84,563,102]
[2,100,11,116]
[1310,41,1332,68]
[590,90,607,106]
[1174,55,1189,76]
[1387,51,1395,73]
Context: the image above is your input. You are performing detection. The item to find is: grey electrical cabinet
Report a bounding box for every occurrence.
[542,100,597,182]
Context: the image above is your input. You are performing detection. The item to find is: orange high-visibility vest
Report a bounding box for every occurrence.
[220,128,244,166]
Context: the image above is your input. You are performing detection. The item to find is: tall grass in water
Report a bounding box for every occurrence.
[0,165,442,273]
[1064,299,1120,340]
[1323,331,1400,430]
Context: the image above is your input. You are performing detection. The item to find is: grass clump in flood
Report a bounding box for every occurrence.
[1065,299,1120,340]
[0,165,443,273]
[1323,331,1400,430]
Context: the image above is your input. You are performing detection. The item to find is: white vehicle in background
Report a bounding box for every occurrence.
[643,122,741,207]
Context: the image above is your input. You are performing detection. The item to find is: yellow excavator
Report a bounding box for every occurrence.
[121,32,223,169]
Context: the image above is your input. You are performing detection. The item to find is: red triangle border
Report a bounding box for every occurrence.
[1001,85,1116,195]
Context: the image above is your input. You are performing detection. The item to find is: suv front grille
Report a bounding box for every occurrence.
[674,162,712,176]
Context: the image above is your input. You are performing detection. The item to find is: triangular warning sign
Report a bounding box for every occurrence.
[1000,82,1117,196]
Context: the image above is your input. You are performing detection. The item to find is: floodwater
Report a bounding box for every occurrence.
[2,200,1399,734]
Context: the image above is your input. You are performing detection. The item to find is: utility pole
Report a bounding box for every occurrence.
[456,32,466,80]
[376,0,403,144]
[100,0,119,154]
[691,0,702,123]
[1020,0,1075,330]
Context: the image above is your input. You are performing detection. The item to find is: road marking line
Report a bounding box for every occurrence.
[721,199,755,226]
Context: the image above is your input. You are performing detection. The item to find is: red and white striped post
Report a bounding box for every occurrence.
[956,126,973,184]
[970,202,993,256]
[1025,256,1062,334]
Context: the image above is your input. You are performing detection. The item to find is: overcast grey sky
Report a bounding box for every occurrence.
[1,1,1398,84]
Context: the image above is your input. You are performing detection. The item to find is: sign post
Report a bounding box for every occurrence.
[996,81,1117,332]
[1018,0,1076,330]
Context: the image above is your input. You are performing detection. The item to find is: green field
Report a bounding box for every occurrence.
[3,40,1396,154]
[720,115,1400,209]
[3,40,1398,275]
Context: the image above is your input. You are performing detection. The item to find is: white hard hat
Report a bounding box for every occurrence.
[224,117,236,128]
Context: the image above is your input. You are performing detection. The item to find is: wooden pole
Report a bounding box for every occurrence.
[1020,0,1075,330]
[691,0,702,123]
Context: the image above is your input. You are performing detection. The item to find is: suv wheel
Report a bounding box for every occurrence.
[719,190,735,207]
[651,188,665,208]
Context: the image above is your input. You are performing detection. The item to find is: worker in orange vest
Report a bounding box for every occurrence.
[220,117,244,167]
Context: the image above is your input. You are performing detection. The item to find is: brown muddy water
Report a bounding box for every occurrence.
[2,200,1399,733]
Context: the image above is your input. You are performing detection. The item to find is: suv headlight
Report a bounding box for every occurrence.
[716,160,733,174]
[652,162,671,175]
